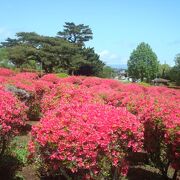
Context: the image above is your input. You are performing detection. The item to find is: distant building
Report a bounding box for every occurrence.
[113,68,127,80]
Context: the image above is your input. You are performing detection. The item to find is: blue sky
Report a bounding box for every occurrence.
[0,0,180,66]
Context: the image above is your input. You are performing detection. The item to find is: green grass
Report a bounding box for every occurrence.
[9,137,28,165]
[138,82,151,87]
[56,72,69,78]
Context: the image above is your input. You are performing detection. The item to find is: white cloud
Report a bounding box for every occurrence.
[97,50,127,65]
[98,50,118,60]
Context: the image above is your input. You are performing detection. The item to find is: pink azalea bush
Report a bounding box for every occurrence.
[1,72,54,120]
[14,72,39,80]
[0,68,15,77]
[0,68,179,178]
[41,83,103,115]
[119,93,180,177]
[29,74,180,178]
[0,86,27,157]
[29,103,143,179]
[40,73,60,84]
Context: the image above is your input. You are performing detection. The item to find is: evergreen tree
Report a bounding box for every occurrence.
[1,29,104,76]
[57,22,93,46]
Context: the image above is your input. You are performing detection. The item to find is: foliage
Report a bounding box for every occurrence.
[0,68,179,179]
[2,32,80,73]
[0,86,27,157]
[138,82,151,87]
[121,93,180,177]
[20,60,41,71]
[56,72,68,78]
[0,48,13,68]
[1,29,104,76]
[74,47,104,76]
[29,103,142,179]
[57,22,93,47]
[158,63,171,79]
[0,154,23,180]
[29,74,180,179]
[128,42,159,82]
[10,137,28,165]
[0,67,15,76]
[100,66,116,78]
[169,54,180,85]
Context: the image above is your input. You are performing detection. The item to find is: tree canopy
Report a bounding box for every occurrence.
[0,48,11,68]
[158,63,171,80]
[169,54,180,85]
[1,25,104,75]
[57,22,93,47]
[127,42,159,82]
[2,32,79,73]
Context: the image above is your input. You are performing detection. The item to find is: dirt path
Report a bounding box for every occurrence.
[17,121,40,180]
[19,164,40,180]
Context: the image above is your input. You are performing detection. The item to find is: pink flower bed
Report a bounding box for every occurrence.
[0,68,179,178]
[0,86,27,156]
[29,103,143,178]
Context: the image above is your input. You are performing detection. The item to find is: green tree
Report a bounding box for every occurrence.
[0,48,13,68]
[169,54,180,85]
[158,63,171,79]
[57,22,93,46]
[7,44,36,68]
[75,48,104,76]
[128,42,159,82]
[0,38,19,47]
[2,32,81,73]
[1,31,104,76]
[100,66,116,78]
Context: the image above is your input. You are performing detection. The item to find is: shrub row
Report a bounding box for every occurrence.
[0,68,179,179]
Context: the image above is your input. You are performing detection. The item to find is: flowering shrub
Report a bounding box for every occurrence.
[5,76,36,92]
[58,76,84,85]
[41,83,102,115]
[40,74,60,84]
[1,71,54,120]
[26,80,54,120]
[120,93,180,177]
[0,86,27,157]
[30,75,180,178]
[14,72,39,80]
[0,68,15,77]
[29,103,143,179]
[0,76,8,84]
[0,69,179,178]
